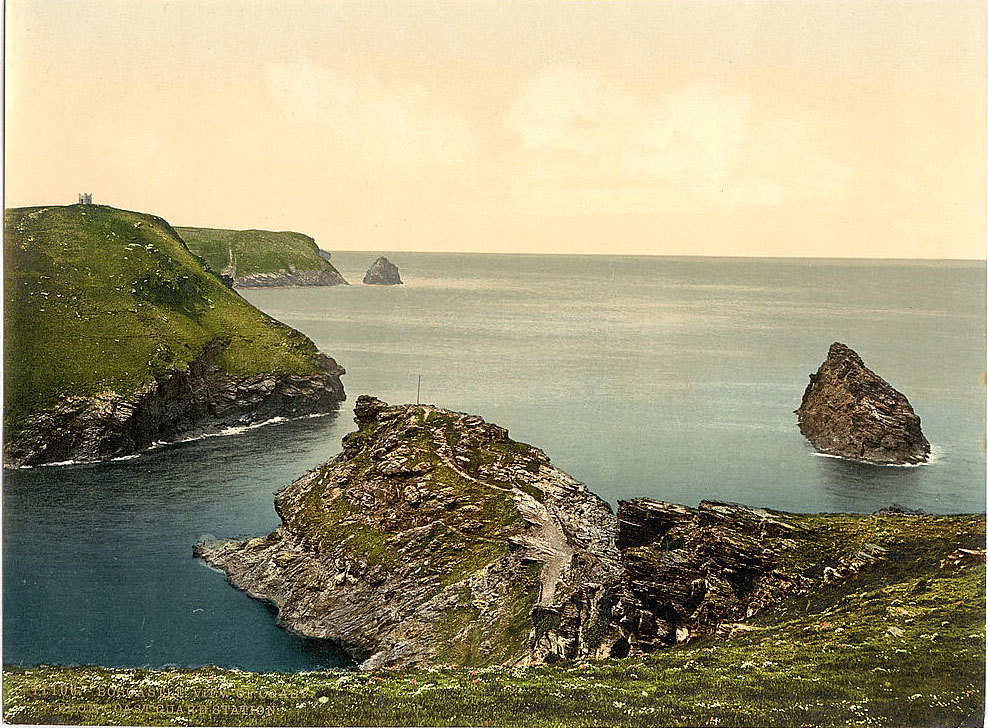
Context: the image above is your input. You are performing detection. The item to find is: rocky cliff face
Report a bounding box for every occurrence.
[610,500,814,653]
[362,257,402,285]
[795,342,930,464]
[199,396,921,670]
[198,396,622,669]
[233,265,348,288]
[4,340,346,468]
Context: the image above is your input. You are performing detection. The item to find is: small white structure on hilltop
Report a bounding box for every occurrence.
[78,193,93,204]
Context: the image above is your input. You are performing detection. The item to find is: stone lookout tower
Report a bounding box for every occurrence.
[77,193,93,204]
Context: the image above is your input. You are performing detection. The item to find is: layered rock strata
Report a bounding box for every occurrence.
[362,257,402,285]
[5,341,345,468]
[795,342,930,464]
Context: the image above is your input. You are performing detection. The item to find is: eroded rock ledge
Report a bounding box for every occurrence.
[4,340,346,468]
[795,342,930,464]
[198,396,943,670]
[234,266,348,288]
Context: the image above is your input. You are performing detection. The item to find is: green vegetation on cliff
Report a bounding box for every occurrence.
[176,226,344,281]
[4,514,983,726]
[4,205,329,433]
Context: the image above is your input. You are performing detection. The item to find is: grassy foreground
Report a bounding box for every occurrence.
[176,227,342,280]
[4,515,983,727]
[4,205,328,433]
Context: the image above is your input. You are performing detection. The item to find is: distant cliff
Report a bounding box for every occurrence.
[4,205,346,467]
[198,396,970,670]
[796,342,930,465]
[177,226,348,287]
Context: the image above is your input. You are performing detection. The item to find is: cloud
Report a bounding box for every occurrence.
[265,58,475,174]
[505,70,848,213]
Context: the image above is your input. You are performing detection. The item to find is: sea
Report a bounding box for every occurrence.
[4,253,985,671]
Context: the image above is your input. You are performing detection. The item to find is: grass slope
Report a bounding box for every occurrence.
[176,226,342,279]
[4,205,328,433]
[3,513,983,727]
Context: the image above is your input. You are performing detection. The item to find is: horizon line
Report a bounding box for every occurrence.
[325,249,987,263]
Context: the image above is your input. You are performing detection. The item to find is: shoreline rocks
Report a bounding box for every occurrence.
[3,341,346,468]
[795,342,930,465]
[362,257,402,285]
[234,265,348,288]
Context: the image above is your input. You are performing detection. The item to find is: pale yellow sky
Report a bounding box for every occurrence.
[5,0,986,258]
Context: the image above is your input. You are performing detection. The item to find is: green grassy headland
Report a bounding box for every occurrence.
[175,226,342,280]
[4,205,329,434]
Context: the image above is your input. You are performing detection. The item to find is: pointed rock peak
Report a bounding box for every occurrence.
[363,256,403,285]
[827,341,863,363]
[796,343,930,465]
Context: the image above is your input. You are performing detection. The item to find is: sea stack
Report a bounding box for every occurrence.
[363,256,402,285]
[795,342,930,465]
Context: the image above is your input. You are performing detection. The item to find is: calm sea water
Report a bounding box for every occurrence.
[4,254,985,670]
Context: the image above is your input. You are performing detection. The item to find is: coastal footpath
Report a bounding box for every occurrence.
[176,226,348,287]
[4,205,346,467]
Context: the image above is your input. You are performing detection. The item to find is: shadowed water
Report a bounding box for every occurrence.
[4,254,984,670]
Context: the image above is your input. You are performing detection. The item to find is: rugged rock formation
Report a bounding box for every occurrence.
[199,397,924,670]
[233,265,348,288]
[610,499,809,653]
[198,396,623,669]
[795,342,930,464]
[5,341,345,468]
[362,257,402,285]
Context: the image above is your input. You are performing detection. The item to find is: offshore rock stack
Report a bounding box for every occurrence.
[795,342,930,465]
[363,257,403,285]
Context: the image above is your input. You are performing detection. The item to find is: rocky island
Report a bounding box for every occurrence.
[362,256,402,285]
[4,205,347,467]
[199,396,973,672]
[795,342,931,465]
[177,226,348,287]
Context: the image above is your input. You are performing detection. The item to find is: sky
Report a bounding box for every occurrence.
[5,0,986,258]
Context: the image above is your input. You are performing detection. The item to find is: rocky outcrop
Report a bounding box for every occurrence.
[234,265,348,288]
[198,396,622,669]
[795,342,930,464]
[4,340,346,468]
[362,257,402,285]
[610,500,812,653]
[198,397,925,670]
